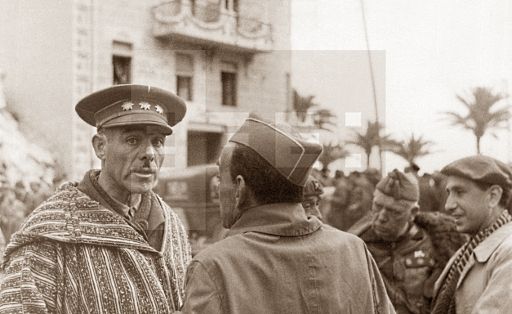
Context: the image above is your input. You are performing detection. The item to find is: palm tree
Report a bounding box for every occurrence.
[292,89,317,123]
[443,87,510,154]
[312,108,337,131]
[318,142,349,169]
[390,134,434,166]
[347,120,395,169]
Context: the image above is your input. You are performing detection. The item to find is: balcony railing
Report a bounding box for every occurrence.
[151,0,273,52]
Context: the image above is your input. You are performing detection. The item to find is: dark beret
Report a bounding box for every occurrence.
[441,155,512,189]
[75,84,187,135]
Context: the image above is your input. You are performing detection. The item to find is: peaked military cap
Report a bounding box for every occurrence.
[75,84,187,135]
[229,115,323,187]
[441,155,512,189]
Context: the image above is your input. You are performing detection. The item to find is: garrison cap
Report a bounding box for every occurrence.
[75,84,187,135]
[376,169,419,202]
[441,155,512,189]
[229,115,323,187]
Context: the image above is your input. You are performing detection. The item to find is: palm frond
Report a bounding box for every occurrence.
[442,86,510,154]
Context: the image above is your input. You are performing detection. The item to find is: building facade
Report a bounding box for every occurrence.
[0,0,291,179]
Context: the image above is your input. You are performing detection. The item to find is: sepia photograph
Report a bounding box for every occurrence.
[0,0,511,313]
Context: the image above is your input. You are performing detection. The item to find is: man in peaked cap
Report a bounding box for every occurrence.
[432,155,512,314]
[349,169,443,314]
[0,84,191,313]
[180,115,394,314]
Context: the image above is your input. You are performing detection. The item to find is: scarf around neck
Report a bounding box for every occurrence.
[431,210,512,314]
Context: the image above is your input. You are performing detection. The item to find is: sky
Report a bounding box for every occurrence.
[291,0,512,173]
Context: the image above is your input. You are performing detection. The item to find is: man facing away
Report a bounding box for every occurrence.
[180,116,395,314]
[431,155,512,313]
[0,84,191,313]
[349,170,443,314]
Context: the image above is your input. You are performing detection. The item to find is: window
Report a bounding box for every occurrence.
[177,76,193,101]
[113,56,131,85]
[112,41,132,85]
[176,53,194,101]
[221,62,237,106]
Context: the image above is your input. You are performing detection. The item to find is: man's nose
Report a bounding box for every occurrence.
[444,194,456,212]
[142,142,156,161]
[376,210,388,223]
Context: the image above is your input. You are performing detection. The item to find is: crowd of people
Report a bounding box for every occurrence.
[0,84,511,313]
[0,178,57,249]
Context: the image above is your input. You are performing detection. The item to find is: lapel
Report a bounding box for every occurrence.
[456,255,475,288]
[456,222,512,289]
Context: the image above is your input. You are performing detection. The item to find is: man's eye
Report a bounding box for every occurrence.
[387,210,400,217]
[126,137,138,145]
[153,138,165,147]
[452,189,464,196]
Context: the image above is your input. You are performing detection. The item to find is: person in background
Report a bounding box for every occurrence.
[302,175,324,220]
[432,155,512,313]
[0,183,26,243]
[180,115,395,314]
[350,169,442,314]
[0,84,191,313]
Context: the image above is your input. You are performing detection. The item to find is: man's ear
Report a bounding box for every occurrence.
[92,133,107,161]
[488,185,503,208]
[234,175,248,209]
[409,205,419,221]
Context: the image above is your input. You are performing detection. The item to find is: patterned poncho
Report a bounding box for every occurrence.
[0,181,191,313]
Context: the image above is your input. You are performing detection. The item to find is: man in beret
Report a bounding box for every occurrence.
[431,155,512,314]
[180,116,394,313]
[349,169,443,314]
[0,84,191,313]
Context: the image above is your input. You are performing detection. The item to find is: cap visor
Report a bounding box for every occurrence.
[101,114,173,135]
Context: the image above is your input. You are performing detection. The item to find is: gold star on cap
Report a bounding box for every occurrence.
[155,105,163,114]
[121,102,134,111]
[140,102,151,110]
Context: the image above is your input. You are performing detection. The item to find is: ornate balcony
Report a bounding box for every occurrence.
[151,0,273,53]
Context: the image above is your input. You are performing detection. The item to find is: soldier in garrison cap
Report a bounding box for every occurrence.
[0,84,191,313]
[432,155,512,314]
[180,114,395,314]
[349,169,444,314]
[302,175,325,220]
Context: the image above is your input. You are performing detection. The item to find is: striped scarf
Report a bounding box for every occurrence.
[431,210,512,314]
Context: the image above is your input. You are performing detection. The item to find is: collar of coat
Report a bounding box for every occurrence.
[226,202,322,237]
[5,181,169,258]
[473,220,512,262]
[433,220,512,296]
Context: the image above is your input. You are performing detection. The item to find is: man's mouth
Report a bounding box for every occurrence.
[373,224,391,234]
[451,212,463,219]
[131,168,157,178]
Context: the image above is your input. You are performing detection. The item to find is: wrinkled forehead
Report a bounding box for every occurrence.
[106,124,169,136]
[373,190,416,212]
